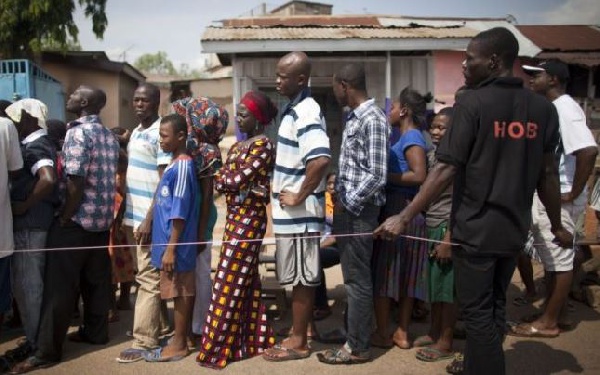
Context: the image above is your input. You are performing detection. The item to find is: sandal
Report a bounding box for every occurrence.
[413,335,434,348]
[508,323,559,338]
[9,356,56,374]
[446,352,464,374]
[143,347,189,362]
[116,348,148,363]
[316,346,370,365]
[263,344,311,362]
[416,347,454,362]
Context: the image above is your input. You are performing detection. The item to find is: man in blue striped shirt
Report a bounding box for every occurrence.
[264,51,331,362]
[318,63,389,365]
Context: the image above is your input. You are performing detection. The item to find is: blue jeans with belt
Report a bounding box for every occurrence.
[333,203,380,355]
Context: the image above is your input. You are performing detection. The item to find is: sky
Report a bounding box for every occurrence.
[73,0,600,70]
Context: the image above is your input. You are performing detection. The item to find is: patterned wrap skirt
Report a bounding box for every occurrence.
[196,205,275,369]
[372,190,429,302]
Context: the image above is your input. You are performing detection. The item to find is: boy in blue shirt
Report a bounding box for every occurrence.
[145,114,199,362]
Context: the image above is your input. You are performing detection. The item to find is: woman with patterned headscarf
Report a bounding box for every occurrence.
[197,90,278,369]
[170,97,228,343]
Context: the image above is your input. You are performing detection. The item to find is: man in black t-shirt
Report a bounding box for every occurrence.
[5,99,58,363]
[374,27,572,375]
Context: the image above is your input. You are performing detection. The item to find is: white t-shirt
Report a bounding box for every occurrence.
[0,118,24,257]
[124,119,171,229]
[554,95,597,203]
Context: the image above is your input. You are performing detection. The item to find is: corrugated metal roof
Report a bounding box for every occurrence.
[223,15,380,27]
[537,52,600,67]
[517,25,600,51]
[202,15,541,57]
[202,25,477,41]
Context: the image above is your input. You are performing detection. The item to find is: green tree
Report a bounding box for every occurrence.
[40,36,82,51]
[134,51,177,76]
[178,63,203,79]
[0,0,107,58]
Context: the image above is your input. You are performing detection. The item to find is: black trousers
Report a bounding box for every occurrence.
[453,248,517,375]
[35,219,111,362]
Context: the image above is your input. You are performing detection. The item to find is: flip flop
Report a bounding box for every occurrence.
[116,348,147,363]
[508,323,559,338]
[413,335,434,348]
[263,344,311,362]
[316,347,370,365]
[415,347,454,362]
[143,347,189,362]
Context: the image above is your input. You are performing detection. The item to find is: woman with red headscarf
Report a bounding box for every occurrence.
[197,91,278,369]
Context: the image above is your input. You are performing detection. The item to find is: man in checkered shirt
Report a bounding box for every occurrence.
[318,63,389,364]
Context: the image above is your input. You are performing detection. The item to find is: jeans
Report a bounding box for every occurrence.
[333,203,380,354]
[453,248,517,375]
[315,245,340,309]
[12,230,47,349]
[35,220,111,362]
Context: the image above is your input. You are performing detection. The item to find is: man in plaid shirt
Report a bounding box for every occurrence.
[318,63,389,365]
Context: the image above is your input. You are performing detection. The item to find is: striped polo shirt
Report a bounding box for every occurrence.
[271,88,331,234]
[124,118,172,229]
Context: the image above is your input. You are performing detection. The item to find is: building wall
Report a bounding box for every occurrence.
[432,51,465,112]
[41,62,122,128]
[189,77,235,135]
[433,51,534,112]
[117,73,142,129]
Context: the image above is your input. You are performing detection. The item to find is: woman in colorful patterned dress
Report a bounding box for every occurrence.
[197,90,278,369]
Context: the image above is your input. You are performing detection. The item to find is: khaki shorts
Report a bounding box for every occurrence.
[532,194,583,272]
[275,233,321,287]
[160,270,196,299]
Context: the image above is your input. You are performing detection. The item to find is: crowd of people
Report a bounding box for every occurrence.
[0,25,598,375]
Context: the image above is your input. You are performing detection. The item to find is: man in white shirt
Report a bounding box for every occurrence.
[0,112,24,337]
[117,84,172,363]
[513,60,598,337]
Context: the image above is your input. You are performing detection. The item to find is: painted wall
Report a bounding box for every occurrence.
[42,62,140,129]
[433,50,536,112]
[432,50,465,112]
